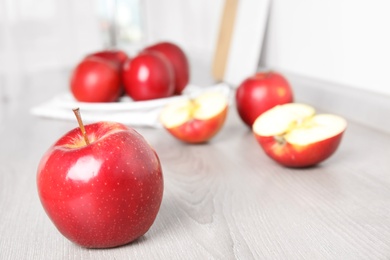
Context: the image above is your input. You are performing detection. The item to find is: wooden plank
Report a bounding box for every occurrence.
[212,0,239,81]
[2,69,390,259]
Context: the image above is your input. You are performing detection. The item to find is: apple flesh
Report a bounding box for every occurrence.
[160,92,228,143]
[37,121,164,248]
[252,103,347,167]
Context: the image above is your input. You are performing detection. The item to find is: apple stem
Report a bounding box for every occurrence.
[274,136,286,146]
[72,108,90,145]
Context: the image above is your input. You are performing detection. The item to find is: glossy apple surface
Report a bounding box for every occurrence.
[87,49,129,96]
[37,121,164,248]
[145,42,190,94]
[70,57,122,102]
[87,49,129,70]
[160,92,228,143]
[252,103,347,167]
[236,71,293,127]
[122,52,175,101]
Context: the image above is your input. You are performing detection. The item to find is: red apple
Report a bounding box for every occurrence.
[122,52,175,101]
[236,71,293,127]
[70,56,122,102]
[87,49,129,96]
[86,49,129,70]
[145,42,190,94]
[36,109,164,248]
[252,103,347,167]
[159,92,228,143]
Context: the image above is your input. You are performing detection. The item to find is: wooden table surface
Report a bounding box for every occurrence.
[1,69,390,260]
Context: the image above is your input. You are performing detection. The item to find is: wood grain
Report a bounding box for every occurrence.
[1,69,390,259]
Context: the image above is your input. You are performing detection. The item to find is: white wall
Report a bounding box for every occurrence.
[261,0,390,97]
[144,0,390,97]
[1,0,389,97]
[0,0,102,74]
[144,0,223,61]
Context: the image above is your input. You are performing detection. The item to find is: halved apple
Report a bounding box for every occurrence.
[252,103,347,167]
[160,92,228,143]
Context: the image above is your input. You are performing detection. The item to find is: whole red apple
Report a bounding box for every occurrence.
[145,42,190,94]
[86,49,129,70]
[70,56,122,102]
[235,71,293,127]
[87,49,129,96]
[122,52,175,101]
[36,115,164,248]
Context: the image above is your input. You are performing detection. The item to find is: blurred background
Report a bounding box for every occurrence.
[1,0,389,97]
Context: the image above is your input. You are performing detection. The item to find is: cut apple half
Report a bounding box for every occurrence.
[160,91,228,143]
[253,103,347,167]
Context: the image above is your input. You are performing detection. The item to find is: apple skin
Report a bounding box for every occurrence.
[86,49,129,70]
[145,42,190,94]
[87,49,129,96]
[37,122,164,248]
[122,52,175,101]
[70,57,122,102]
[254,132,345,168]
[165,106,228,144]
[235,71,293,127]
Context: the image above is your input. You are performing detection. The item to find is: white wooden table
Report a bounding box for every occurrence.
[1,67,390,259]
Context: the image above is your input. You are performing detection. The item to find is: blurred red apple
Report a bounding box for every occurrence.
[236,71,293,127]
[70,56,122,102]
[87,49,129,95]
[145,42,189,95]
[252,103,347,167]
[122,52,175,101]
[86,49,129,70]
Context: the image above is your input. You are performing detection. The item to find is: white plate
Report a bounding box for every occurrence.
[31,83,232,127]
[52,92,187,112]
[51,83,231,112]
